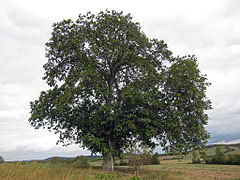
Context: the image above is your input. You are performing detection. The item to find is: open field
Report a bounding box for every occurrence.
[143,159,240,179]
[1,158,240,180]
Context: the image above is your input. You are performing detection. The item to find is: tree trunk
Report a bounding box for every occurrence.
[103,151,114,172]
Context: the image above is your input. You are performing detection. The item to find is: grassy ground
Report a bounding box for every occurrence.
[143,159,240,179]
[1,158,240,180]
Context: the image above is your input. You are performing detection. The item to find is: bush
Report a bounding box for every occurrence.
[65,158,75,164]
[47,156,64,163]
[206,155,240,165]
[141,152,153,165]
[205,157,212,164]
[95,173,116,179]
[119,159,128,166]
[128,174,141,180]
[0,156,4,163]
[199,149,208,163]
[216,145,224,156]
[192,151,199,164]
[228,155,240,165]
[152,153,160,165]
[72,156,90,168]
[114,161,119,166]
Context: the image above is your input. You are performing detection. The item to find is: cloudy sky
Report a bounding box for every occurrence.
[0,0,240,161]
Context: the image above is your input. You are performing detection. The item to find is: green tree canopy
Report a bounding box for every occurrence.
[29,10,211,172]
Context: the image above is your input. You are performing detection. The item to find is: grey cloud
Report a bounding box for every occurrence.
[0,101,12,111]
[222,0,240,17]
[143,16,215,49]
[0,4,51,87]
[207,87,240,136]
[7,7,44,29]
[225,38,240,46]
[208,132,240,144]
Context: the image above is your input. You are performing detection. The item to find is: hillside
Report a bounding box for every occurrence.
[206,143,240,156]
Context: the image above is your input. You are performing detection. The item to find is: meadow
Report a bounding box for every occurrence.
[1,157,240,180]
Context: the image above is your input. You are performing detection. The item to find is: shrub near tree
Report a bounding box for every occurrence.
[118,159,128,166]
[215,145,224,157]
[126,143,153,174]
[192,151,199,164]
[152,152,160,165]
[72,156,90,168]
[0,156,4,163]
[29,10,212,172]
[199,149,208,163]
[215,145,227,164]
[47,156,64,164]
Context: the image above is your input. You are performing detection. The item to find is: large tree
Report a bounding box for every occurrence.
[29,10,211,172]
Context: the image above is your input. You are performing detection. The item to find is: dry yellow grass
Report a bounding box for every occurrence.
[1,159,240,180]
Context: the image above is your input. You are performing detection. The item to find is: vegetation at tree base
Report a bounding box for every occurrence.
[29,10,212,172]
[1,144,240,179]
[192,151,200,164]
[117,152,160,167]
[1,154,240,180]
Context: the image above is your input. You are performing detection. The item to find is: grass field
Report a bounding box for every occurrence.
[1,158,240,180]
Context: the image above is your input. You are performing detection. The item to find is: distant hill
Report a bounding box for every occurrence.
[158,143,240,159]
[43,155,102,162]
[207,143,240,148]
[205,143,240,156]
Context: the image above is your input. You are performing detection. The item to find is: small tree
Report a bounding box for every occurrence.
[216,145,224,157]
[127,143,152,174]
[215,145,226,164]
[0,156,4,163]
[192,151,199,164]
[152,152,160,165]
[199,149,208,163]
[72,156,90,168]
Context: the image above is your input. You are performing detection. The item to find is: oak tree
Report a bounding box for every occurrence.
[29,10,211,172]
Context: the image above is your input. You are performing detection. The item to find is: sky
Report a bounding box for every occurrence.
[0,0,240,161]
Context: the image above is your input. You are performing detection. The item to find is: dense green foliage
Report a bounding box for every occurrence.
[29,10,211,171]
